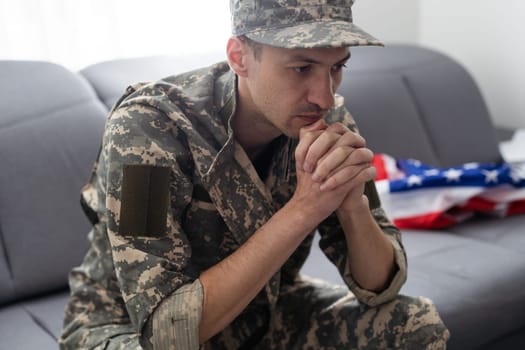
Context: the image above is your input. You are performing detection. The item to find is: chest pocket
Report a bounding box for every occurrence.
[182,184,234,271]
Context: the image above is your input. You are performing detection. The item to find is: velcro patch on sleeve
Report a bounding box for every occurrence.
[119,165,170,236]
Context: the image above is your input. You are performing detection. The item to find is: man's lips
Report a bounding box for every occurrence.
[296,114,324,124]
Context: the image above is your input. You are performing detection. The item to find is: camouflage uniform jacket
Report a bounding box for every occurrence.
[61,62,407,350]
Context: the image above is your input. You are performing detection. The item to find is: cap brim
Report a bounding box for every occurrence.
[244,21,383,49]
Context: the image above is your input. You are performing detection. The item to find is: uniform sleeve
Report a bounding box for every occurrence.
[101,102,203,349]
[317,186,407,307]
[151,280,203,349]
[317,101,408,306]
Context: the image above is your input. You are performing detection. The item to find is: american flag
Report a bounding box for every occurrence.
[372,154,525,229]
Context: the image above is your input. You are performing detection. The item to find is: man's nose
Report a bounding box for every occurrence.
[307,74,335,111]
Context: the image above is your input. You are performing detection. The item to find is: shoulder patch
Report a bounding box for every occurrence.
[119,165,170,236]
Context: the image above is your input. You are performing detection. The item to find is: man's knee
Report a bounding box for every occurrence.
[387,295,450,349]
[356,295,450,349]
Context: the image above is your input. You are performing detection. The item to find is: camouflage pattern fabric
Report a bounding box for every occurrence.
[210,277,449,349]
[60,62,448,349]
[230,0,383,48]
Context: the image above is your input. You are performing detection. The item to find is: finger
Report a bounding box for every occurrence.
[322,148,374,184]
[325,122,349,135]
[311,129,366,176]
[299,119,327,139]
[347,147,374,165]
[296,119,328,170]
[312,145,354,182]
[303,129,342,173]
[296,130,325,171]
[314,147,374,182]
[331,128,366,149]
[320,164,376,192]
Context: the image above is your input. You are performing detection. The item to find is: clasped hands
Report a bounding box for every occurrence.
[293,119,376,220]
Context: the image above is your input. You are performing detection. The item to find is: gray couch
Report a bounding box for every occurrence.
[1,44,524,349]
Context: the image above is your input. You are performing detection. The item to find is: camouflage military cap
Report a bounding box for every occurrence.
[230,0,383,48]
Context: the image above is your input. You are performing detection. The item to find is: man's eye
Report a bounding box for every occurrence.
[293,66,310,73]
[332,63,347,72]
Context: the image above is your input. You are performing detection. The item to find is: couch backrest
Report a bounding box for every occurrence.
[340,44,502,167]
[0,61,107,305]
[80,52,226,110]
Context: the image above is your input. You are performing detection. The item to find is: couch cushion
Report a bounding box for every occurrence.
[0,304,58,349]
[0,61,107,304]
[343,45,502,167]
[401,230,525,350]
[447,214,525,254]
[23,290,71,340]
[478,327,525,350]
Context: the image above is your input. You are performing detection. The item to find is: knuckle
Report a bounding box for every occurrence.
[358,166,375,182]
[326,176,338,188]
[351,133,366,147]
[315,163,329,178]
[334,146,350,159]
[352,148,373,163]
[305,148,320,165]
[367,165,377,179]
[323,131,339,144]
[295,144,306,159]
[339,130,361,146]
[327,122,346,132]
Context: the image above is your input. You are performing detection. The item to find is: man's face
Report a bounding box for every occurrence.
[241,43,350,139]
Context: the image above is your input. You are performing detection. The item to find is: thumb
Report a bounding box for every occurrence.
[296,119,328,172]
[299,119,327,139]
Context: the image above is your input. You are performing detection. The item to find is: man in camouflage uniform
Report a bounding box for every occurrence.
[60,0,450,349]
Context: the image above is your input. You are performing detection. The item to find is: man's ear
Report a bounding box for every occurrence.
[227,36,249,77]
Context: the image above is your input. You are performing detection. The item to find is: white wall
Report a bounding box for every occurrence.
[419,0,525,129]
[0,0,231,71]
[354,0,419,44]
[357,0,525,129]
